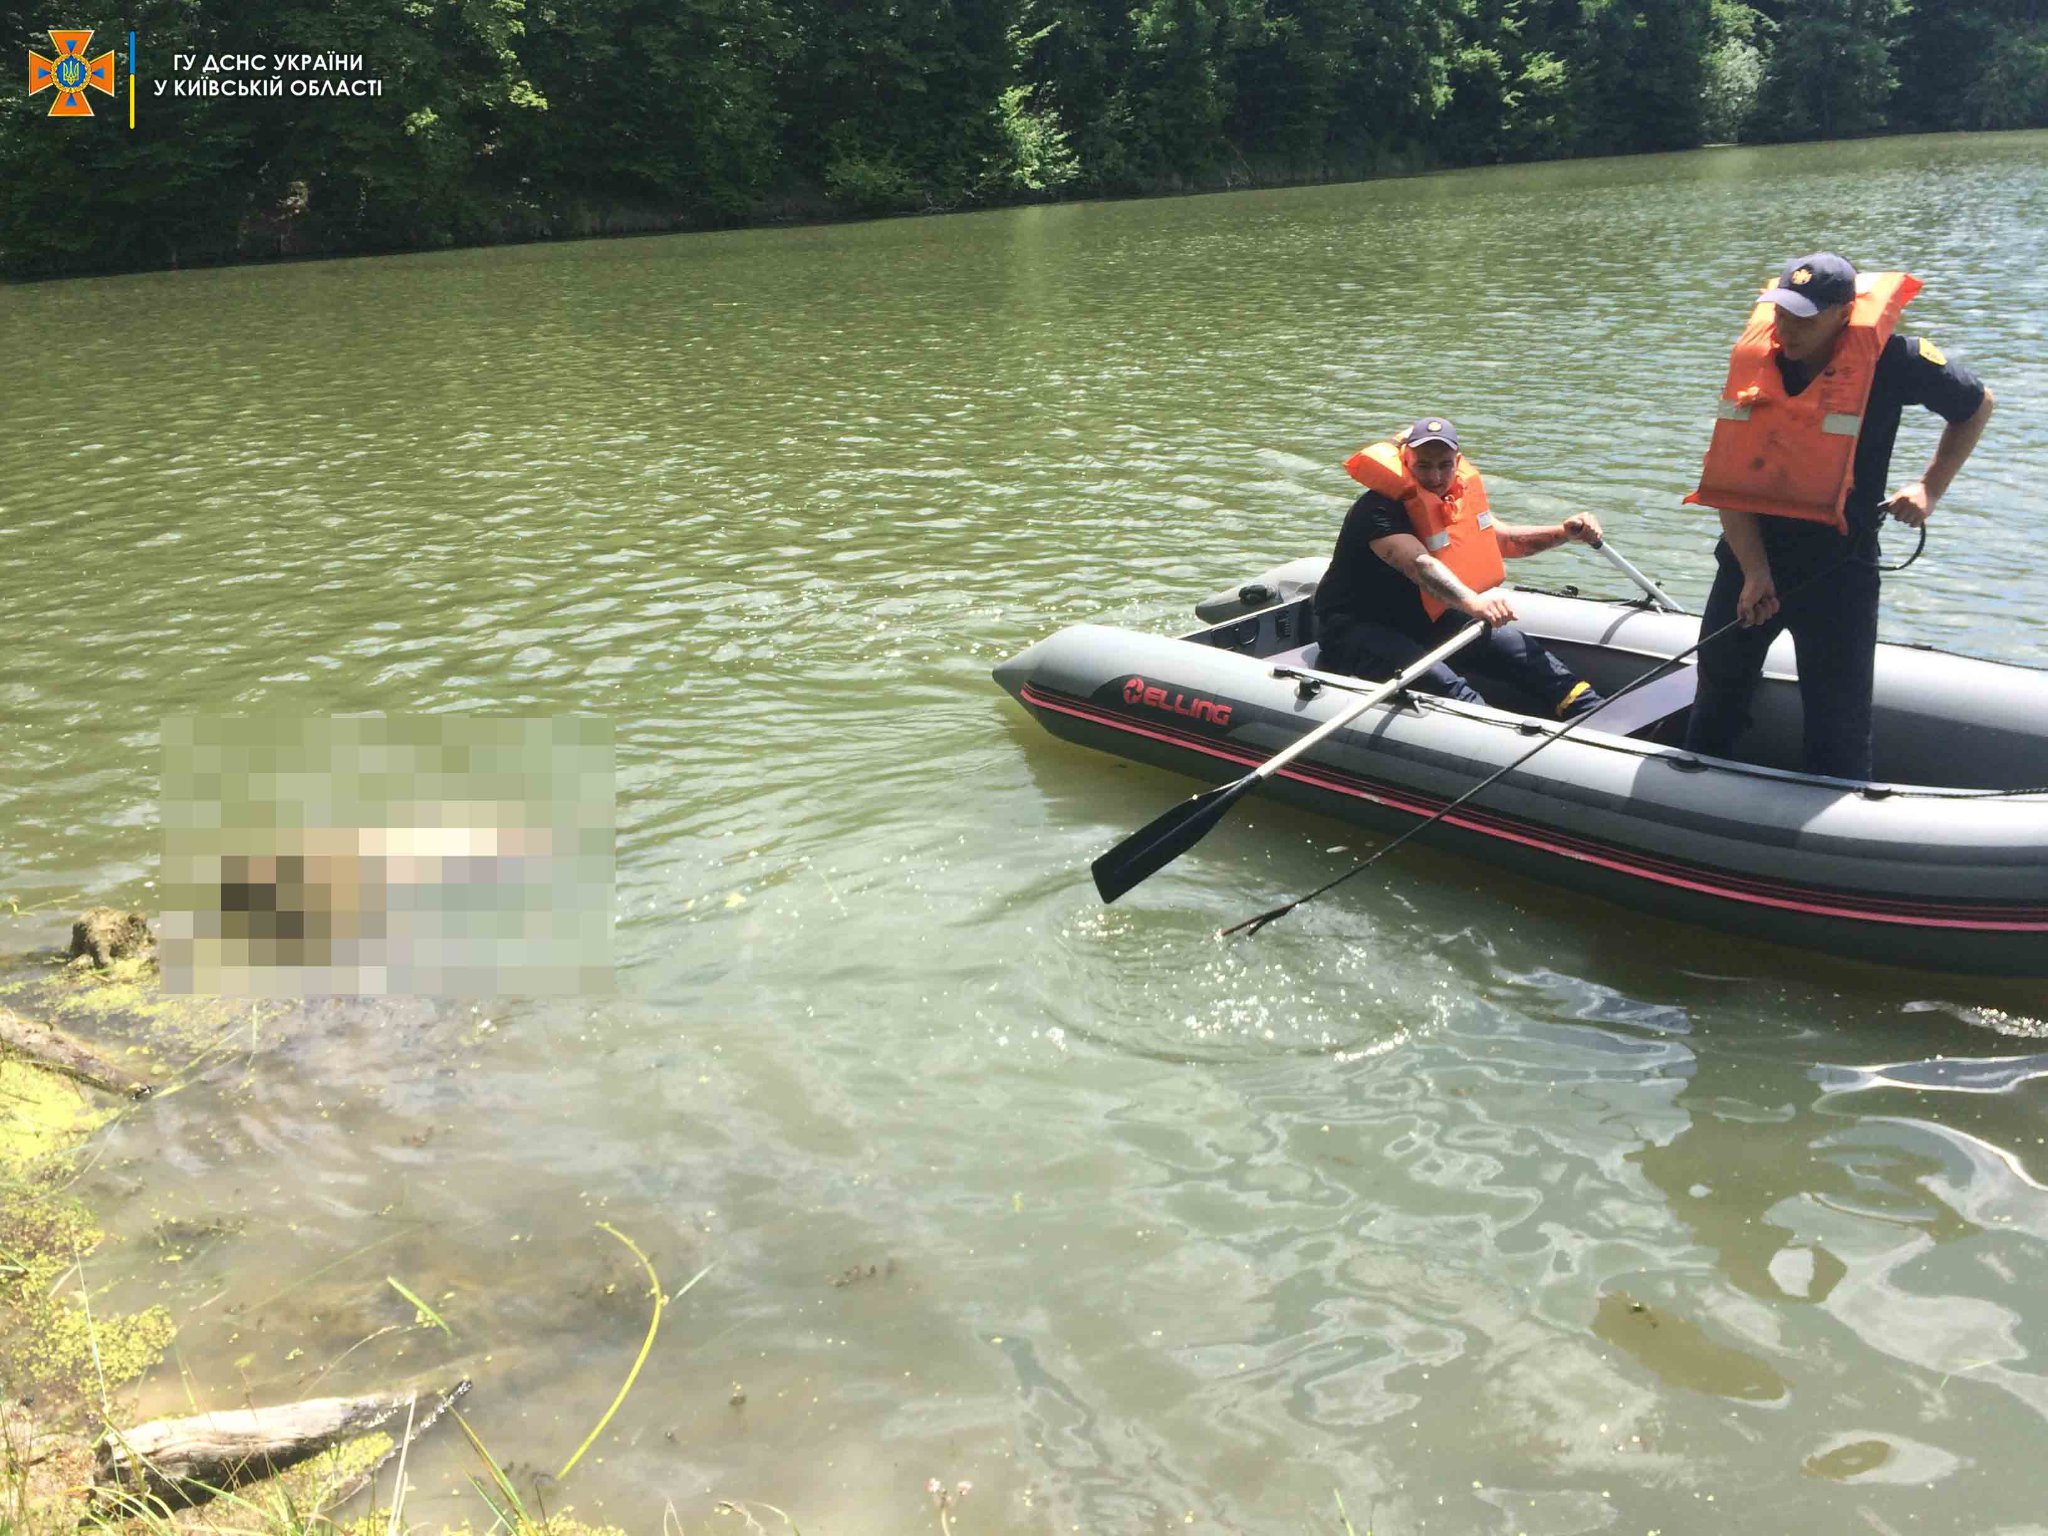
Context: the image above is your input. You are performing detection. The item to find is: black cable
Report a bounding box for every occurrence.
[1879,521,1928,573]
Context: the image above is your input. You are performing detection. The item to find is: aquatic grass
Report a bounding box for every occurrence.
[386,1275,453,1336]
[557,1225,708,1482]
[302,1324,403,1394]
[244,1219,456,1313]
[1330,1489,1369,1535]
[438,1411,623,1536]
[381,1394,417,1536]
[706,1499,802,1535]
[0,892,88,918]
[71,1232,116,1425]
[454,1408,538,1531]
[0,1401,70,1536]
[923,1478,972,1535]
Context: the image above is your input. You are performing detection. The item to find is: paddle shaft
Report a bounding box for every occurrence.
[1089,619,1488,903]
[1222,550,1863,937]
[1245,618,1490,784]
[1589,536,1684,613]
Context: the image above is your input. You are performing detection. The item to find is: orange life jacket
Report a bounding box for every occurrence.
[1345,441,1505,620]
[1684,272,1921,533]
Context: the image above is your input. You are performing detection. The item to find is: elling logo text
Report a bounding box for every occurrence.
[1122,676,1232,727]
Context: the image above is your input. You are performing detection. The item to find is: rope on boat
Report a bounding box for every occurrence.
[1879,522,1928,573]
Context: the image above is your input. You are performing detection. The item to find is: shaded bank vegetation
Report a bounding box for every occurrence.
[4,0,2046,277]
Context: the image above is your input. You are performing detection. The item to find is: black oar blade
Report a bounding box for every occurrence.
[1092,776,1257,903]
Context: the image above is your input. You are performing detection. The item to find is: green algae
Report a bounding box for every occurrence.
[2,1039,173,1532]
[4,1238,177,1406]
[1,1059,176,1411]
[0,1055,105,1173]
[0,951,276,1077]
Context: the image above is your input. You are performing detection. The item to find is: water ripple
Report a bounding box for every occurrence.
[3,134,2047,1533]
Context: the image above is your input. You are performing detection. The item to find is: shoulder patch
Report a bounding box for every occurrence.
[1918,337,1947,366]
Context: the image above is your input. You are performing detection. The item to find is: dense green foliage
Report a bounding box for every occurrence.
[3,0,2042,277]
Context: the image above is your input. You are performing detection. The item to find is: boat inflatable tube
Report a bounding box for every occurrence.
[995,559,2048,976]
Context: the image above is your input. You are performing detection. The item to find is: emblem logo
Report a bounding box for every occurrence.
[28,28,114,116]
[1918,338,1946,366]
[1790,266,1813,287]
[1425,419,1444,433]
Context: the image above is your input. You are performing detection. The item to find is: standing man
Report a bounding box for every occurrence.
[1315,418,1608,719]
[1683,253,1994,779]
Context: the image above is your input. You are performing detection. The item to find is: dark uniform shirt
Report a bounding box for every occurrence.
[1313,489,1433,639]
[1757,332,1985,574]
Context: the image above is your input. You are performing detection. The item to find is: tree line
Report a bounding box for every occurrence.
[4,0,2044,279]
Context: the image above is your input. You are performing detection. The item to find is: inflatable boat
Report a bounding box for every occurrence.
[992,557,2048,977]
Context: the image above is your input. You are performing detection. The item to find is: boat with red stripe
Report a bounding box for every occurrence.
[993,558,2048,976]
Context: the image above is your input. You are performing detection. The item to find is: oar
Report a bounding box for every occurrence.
[1091,620,1489,904]
[1588,534,1684,613]
[1218,548,1862,938]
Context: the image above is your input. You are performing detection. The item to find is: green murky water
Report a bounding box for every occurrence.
[4,130,2047,1533]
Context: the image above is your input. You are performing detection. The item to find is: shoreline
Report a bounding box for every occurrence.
[9,127,2015,287]
[0,917,622,1533]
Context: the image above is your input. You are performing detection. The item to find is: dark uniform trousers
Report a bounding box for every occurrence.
[1317,613,1602,719]
[1685,540,1880,781]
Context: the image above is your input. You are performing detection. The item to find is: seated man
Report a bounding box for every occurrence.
[1313,417,1606,718]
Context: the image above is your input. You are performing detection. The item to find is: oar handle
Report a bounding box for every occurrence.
[1588,535,1685,614]
[1250,619,1489,785]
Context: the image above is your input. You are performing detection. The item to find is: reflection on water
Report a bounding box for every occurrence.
[2,131,2046,1531]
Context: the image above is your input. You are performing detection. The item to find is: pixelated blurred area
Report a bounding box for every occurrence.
[161,716,613,997]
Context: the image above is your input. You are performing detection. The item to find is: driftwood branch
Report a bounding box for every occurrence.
[0,1005,152,1100]
[94,1379,469,1512]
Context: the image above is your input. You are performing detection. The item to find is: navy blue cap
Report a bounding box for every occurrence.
[1760,253,1857,317]
[1404,417,1459,450]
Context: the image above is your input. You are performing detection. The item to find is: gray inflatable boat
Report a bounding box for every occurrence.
[993,557,2048,977]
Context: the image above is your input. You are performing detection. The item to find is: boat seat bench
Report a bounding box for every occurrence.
[1266,643,1698,740]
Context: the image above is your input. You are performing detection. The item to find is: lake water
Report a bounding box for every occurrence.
[3,130,2047,1533]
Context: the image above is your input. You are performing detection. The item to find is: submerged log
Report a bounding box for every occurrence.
[94,1380,469,1512]
[0,1005,152,1099]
